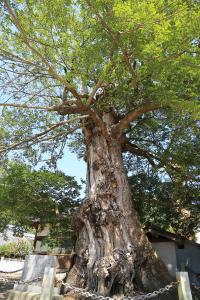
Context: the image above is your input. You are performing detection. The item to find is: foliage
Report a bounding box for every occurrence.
[0,0,200,163]
[0,162,81,248]
[0,239,32,258]
[0,0,199,240]
[129,172,200,238]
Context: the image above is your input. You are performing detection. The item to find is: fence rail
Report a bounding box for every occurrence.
[0,270,197,300]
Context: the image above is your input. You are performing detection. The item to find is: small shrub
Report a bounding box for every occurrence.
[15,239,32,257]
[0,243,15,257]
[0,239,32,258]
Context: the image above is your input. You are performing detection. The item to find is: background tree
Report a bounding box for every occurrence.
[0,162,81,248]
[0,0,200,297]
[129,172,200,238]
[125,110,200,238]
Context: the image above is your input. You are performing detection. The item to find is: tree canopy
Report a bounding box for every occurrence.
[0,0,199,159]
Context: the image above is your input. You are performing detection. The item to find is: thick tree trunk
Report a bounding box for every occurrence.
[65,114,176,298]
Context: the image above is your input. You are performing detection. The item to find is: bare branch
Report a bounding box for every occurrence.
[23,126,80,148]
[0,102,52,111]
[113,103,161,136]
[0,49,40,67]
[87,61,114,106]
[50,103,86,115]
[87,79,104,105]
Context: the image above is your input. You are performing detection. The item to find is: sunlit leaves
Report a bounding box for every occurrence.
[0,0,199,165]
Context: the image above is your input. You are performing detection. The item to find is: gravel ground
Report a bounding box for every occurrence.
[0,260,24,273]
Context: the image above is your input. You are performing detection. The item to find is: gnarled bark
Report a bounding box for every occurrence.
[65,113,176,298]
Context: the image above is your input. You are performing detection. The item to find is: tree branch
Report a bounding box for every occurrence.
[0,115,88,154]
[123,141,156,166]
[51,103,109,139]
[2,1,110,134]
[85,0,138,88]
[0,48,41,67]
[22,126,80,148]
[113,103,161,136]
[87,61,114,106]
[123,141,181,173]
[3,0,81,101]
[0,103,52,110]
[87,79,104,106]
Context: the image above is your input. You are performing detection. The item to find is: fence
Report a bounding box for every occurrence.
[0,268,199,300]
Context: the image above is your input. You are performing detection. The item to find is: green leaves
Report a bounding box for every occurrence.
[0,162,81,246]
[1,0,200,121]
[129,171,200,238]
[0,239,32,258]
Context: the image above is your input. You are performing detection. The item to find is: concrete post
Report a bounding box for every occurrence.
[176,271,193,300]
[40,267,56,300]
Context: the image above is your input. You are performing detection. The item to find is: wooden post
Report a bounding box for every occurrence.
[176,272,193,300]
[40,267,56,300]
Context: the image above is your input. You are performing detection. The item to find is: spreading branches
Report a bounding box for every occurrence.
[112,103,162,136]
[2,0,81,101]
[123,141,157,166]
[0,49,41,67]
[0,115,88,154]
[1,1,109,134]
[22,126,79,148]
[85,0,138,89]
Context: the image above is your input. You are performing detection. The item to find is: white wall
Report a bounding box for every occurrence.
[151,242,177,277]
[195,228,200,244]
[176,241,200,286]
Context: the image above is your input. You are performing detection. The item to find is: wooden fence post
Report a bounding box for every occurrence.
[40,267,56,300]
[176,272,193,300]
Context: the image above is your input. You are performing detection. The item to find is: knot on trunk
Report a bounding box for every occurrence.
[76,197,123,228]
[91,200,123,226]
[96,209,123,225]
[94,247,136,279]
[93,247,137,295]
[91,156,116,175]
[94,255,116,278]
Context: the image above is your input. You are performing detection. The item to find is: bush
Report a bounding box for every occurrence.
[0,239,32,258]
[0,243,15,257]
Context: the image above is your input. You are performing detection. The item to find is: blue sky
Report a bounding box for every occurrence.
[57,147,86,195]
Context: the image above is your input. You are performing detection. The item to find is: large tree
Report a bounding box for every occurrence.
[0,0,200,297]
